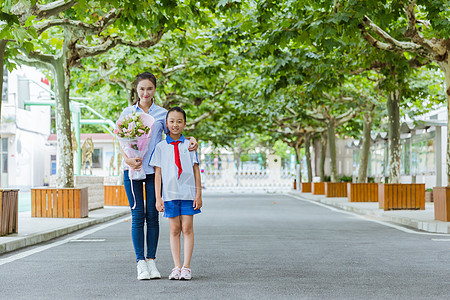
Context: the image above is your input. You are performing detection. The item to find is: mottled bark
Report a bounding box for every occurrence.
[53,28,76,187]
[327,118,338,182]
[439,61,450,186]
[387,90,401,184]
[0,39,7,117]
[357,111,374,183]
[319,132,327,182]
[305,133,313,182]
[294,139,303,184]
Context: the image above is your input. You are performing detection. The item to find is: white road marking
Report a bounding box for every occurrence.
[288,193,450,237]
[0,217,130,266]
[431,239,450,242]
[68,239,106,242]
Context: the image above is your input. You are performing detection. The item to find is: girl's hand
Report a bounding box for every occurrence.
[187,137,198,151]
[193,197,202,210]
[125,157,142,170]
[155,199,165,212]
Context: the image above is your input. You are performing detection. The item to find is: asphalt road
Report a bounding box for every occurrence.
[1,192,450,299]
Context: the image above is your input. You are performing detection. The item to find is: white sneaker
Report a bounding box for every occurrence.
[137,260,150,280]
[147,260,161,279]
[180,267,192,280]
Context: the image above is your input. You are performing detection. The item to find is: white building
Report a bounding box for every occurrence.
[0,66,118,189]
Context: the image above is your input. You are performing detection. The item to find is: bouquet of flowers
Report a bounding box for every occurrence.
[115,112,155,180]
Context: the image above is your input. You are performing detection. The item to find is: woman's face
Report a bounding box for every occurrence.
[137,79,156,103]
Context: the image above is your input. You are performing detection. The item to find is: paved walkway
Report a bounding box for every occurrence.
[0,206,130,254]
[1,188,449,255]
[289,190,450,234]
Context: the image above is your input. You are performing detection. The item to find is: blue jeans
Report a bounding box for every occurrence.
[123,170,159,262]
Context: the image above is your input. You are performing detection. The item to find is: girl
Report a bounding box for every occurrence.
[150,106,203,280]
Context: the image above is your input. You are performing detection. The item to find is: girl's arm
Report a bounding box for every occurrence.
[193,163,202,210]
[154,167,165,212]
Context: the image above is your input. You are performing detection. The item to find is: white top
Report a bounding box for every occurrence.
[149,134,199,202]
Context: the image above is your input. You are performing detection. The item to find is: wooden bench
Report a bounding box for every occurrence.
[378,184,425,211]
[104,185,129,206]
[348,183,378,202]
[325,182,348,197]
[31,187,88,218]
[301,182,312,193]
[433,187,450,222]
[313,182,325,195]
[0,189,19,236]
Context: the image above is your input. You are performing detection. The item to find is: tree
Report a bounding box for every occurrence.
[13,1,214,187]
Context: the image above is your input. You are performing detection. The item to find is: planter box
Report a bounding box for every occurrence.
[0,189,19,236]
[104,185,129,206]
[313,182,325,195]
[347,183,378,202]
[433,187,450,222]
[378,184,425,211]
[31,187,88,218]
[301,182,312,193]
[75,176,104,211]
[425,191,433,202]
[325,182,348,198]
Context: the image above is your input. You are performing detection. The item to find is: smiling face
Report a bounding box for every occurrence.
[166,110,186,138]
[136,79,156,104]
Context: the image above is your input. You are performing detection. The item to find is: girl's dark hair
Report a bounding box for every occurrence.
[135,72,157,87]
[167,106,186,122]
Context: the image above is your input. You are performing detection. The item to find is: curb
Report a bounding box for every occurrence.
[0,209,130,255]
[287,192,450,234]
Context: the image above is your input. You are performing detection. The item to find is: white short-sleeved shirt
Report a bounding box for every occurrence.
[149,134,199,202]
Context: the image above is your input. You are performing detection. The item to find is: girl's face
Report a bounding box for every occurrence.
[137,79,156,103]
[166,111,186,136]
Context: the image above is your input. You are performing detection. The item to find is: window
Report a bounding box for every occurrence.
[51,155,56,175]
[92,148,102,168]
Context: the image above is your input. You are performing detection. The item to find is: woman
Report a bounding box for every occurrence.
[119,72,198,280]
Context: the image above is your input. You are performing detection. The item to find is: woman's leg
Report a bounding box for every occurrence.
[180,215,194,268]
[123,170,146,262]
[169,217,182,268]
[144,174,159,259]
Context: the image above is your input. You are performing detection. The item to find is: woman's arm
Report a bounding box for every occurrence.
[186,136,198,151]
[119,142,142,170]
[193,163,202,210]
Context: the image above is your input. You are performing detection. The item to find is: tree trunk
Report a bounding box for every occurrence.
[0,39,7,117]
[439,61,450,186]
[294,139,302,184]
[328,118,338,182]
[305,133,313,182]
[387,90,401,184]
[54,29,75,188]
[357,111,373,183]
[235,150,241,187]
[319,131,327,181]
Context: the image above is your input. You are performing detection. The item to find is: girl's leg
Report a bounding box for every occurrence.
[144,174,159,259]
[180,215,194,268]
[169,217,182,268]
[123,170,146,262]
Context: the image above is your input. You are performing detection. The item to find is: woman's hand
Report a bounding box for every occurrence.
[187,137,198,151]
[125,157,142,170]
[155,198,165,212]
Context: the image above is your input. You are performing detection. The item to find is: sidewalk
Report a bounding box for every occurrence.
[0,206,130,255]
[288,190,450,234]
